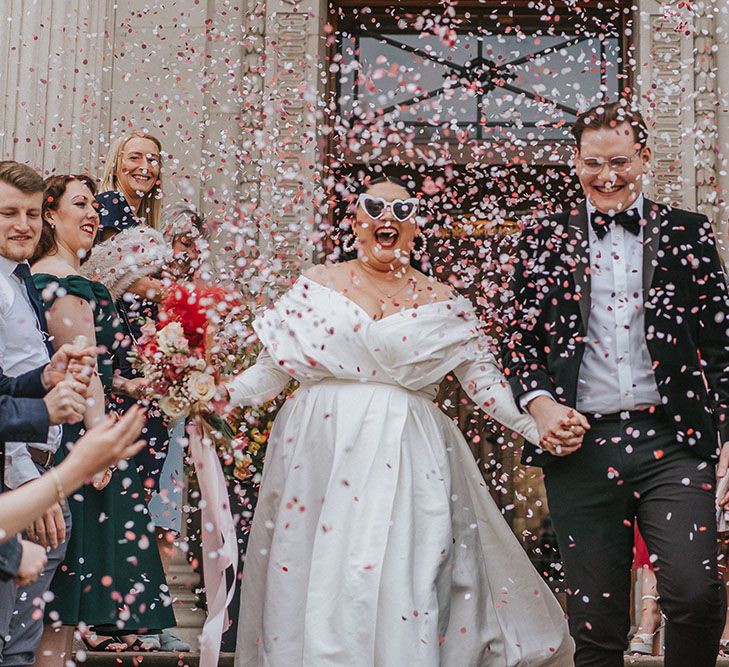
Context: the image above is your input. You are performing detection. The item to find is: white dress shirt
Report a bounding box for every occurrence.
[521,194,662,415]
[0,255,61,488]
[576,195,661,413]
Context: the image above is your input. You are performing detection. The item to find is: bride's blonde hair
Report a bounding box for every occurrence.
[100,131,163,230]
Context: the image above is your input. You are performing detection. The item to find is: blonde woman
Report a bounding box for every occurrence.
[87,132,190,652]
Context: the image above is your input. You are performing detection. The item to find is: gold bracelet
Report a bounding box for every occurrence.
[49,467,66,505]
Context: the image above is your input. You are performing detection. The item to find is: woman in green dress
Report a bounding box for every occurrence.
[30,174,176,664]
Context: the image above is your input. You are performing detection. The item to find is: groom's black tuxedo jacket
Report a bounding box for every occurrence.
[502,198,729,467]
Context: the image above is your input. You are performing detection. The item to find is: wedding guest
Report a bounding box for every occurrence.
[222,176,582,665]
[95,131,170,494]
[149,202,209,552]
[31,174,175,661]
[0,347,94,600]
[629,528,662,656]
[0,160,76,667]
[0,409,147,543]
[0,354,90,589]
[86,145,191,651]
[503,100,728,666]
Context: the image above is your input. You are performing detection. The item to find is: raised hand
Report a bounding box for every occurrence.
[527,395,590,456]
[63,405,147,477]
[26,502,66,550]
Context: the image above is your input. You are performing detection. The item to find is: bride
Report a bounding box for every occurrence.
[223,177,584,666]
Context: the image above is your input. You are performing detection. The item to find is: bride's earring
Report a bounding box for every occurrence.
[342,233,359,254]
[412,233,425,260]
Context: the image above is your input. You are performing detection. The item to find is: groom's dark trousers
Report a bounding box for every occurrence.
[504,199,729,667]
[544,407,722,667]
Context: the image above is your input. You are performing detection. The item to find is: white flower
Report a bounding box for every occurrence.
[187,371,217,402]
[159,395,191,420]
[157,322,188,354]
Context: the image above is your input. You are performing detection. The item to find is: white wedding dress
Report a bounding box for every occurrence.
[229,277,573,667]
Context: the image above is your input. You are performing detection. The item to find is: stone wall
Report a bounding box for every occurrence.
[637,0,728,263]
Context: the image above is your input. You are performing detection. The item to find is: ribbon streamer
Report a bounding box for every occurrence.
[187,417,239,667]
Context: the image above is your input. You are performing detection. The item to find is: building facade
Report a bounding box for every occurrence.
[1,0,727,539]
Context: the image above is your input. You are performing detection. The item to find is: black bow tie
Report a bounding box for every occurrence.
[590,207,642,240]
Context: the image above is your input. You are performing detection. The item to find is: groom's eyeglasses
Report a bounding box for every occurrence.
[578,150,641,174]
[357,194,420,223]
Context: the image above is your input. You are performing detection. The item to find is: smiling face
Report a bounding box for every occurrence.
[575,122,650,214]
[0,182,43,262]
[116,135,161,199]
[45,179,99,257]
[353,181,420,272]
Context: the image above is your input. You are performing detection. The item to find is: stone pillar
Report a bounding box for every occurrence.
[714,0,729,259]
[257,0,327,276]
[636,0,697,208]
[0,0,111,175]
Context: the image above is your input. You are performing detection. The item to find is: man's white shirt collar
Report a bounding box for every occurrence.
[0,255,20,279]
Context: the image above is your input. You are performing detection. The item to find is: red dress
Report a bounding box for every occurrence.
[633,524,652,569]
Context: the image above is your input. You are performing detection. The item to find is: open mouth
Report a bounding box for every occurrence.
[374,226,399,248]
[80,223,96,236]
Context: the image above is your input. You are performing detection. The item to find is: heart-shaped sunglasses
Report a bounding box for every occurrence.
[357,193,420,223]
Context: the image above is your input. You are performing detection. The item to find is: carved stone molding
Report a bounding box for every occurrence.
[636,1,697,209]
[256,0,325,276]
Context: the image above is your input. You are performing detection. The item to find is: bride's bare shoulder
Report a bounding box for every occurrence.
[416,274,457,303]
[302,262,353,287]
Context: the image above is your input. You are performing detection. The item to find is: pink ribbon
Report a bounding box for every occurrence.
[187,418,239,667]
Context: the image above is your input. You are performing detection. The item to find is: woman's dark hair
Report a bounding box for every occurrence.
[354,175,412,197]
[31,174,97,264]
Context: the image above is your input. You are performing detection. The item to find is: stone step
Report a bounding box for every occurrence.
[71,653,729,666]
[74,651,234,665]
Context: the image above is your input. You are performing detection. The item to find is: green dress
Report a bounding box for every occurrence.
[33,273,176,634]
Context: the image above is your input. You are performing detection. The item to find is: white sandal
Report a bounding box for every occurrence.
[629,595,663,656]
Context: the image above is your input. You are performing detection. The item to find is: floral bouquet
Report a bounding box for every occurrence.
[132,283,237,423]
[130,282,245,667]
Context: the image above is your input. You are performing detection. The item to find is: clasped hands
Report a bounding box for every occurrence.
[42,343,98,426]
[527,395,590,456]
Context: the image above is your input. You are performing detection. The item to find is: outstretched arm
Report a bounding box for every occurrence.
[454,337,540,444]
[0,408,146,543]
[225,349,292,408]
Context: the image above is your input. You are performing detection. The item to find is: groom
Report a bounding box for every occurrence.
[503,100,729,667]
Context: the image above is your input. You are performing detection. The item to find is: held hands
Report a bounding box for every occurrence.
[527,395,590,456]
[42,344,97,392]
[43,380,87,425]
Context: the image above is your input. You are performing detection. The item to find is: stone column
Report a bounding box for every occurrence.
[714,0,729,259]
[636,0,697,209]
[0,0,112,175]
[257,0,328,276]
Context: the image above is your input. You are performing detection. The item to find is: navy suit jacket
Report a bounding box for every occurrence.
[0,365,50,580]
